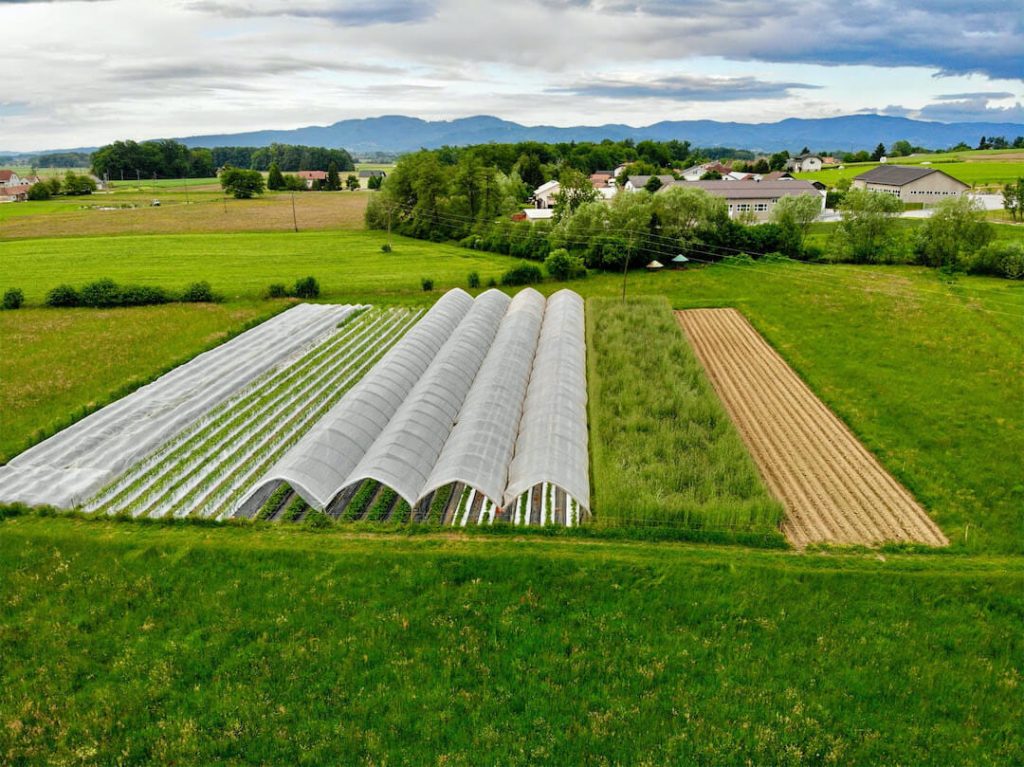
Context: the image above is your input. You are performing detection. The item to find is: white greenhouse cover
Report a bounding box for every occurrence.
[247,289,475,508]
[420,288,545,506]
[0,304,361,508]
[503,289,590,510]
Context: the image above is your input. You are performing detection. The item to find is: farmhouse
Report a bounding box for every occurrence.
[296,170,328,189]
[624,174,675,191]
[851,165,969,202]
[0,169,25,188]
[532,180,560,209]
[786,154,823,173]
[0,183,30,202]
[662,178,825,221]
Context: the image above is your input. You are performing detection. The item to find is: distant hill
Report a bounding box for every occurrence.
[175,114,1024,154]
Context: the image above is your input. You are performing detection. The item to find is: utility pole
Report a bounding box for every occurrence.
[291,191,298,232]
[621,251,629,303]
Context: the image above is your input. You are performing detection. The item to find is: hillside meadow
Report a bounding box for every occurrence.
[2,230,1021,551]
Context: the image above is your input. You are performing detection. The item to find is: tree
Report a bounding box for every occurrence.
[327,162,341,191]
[832,189,905,263]
[700,170,722,180]
[1002,178,1023,221]
[871,143,886,161]
[771,193,823,252]
[345,174,360,191]
[914,196,993,268]
[267,162,285,190]
[890,140,913,157]
[27,182,51,201]
[544,248,586,281]
[188,147,215,178]
[644,175,663,193]
[552,167,598,220]
[752,158,770,174]
[219,167,265,199]
[62,171,97,195]
[367,173,383,190]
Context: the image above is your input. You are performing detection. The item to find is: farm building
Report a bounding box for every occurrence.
[358,169,386,179]
[0,183,30,202]
[851,165,969,201]
[661,179,825,221]
[624,175,675,191]
[679,162,733,181]
[296,170,328,189]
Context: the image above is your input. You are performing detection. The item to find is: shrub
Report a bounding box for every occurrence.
[79,278,123,307]
[266,282,288,298]
[467,271,480,289]
[500,262,543,286]
[2,288,24,310]
[968,241,1024,279]
[544,248,586,281]
[487,277,498,288]
[381,243,392,254]
[180,281,216,303]
[121,285,171,306]
[45,284,80,307]
[292,276,320,299]
[27,182,51,201]
[421,277,434,291]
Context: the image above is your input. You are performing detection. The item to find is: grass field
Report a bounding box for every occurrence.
[0,302,276,463]
[1,514,1021,766]
[587,296,783,538]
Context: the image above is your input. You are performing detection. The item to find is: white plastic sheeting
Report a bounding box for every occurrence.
[336,289,511,508]
[0,304,360,508]
[246,289,474,508]
[503,289,590,512]
[420,288,545,507]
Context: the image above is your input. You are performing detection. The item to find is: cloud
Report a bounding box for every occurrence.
[879,94,1024,124]
[550,74,819,101]
[185,0,437,25]
[935,91,1015,101]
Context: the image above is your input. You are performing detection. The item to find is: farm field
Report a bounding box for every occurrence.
[678,308,947,547]
[587,296,783,540]
[1,514,1022,766]
[2,231,1021,550]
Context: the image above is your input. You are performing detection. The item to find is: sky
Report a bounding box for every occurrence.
[1,0,1022,151]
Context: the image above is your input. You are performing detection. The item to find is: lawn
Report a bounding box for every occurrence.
[1,514,1021,766]
[586,296,783,539]
[0,302,277,463]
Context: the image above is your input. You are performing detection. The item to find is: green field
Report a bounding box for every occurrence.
[587,296,783,537]
[1,515,1021,766]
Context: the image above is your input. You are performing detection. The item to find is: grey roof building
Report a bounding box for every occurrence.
[852,165,969,201]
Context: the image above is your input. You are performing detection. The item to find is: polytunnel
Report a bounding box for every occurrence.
[418,288,545,509]
[238,289,474,511]
[329,289,512,509]
[503,289,590,512]
[0,303,359,509]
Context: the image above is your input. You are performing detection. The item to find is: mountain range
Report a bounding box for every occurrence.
[173,114,1024,154]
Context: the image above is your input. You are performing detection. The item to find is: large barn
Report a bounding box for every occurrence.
[851,165,969,202]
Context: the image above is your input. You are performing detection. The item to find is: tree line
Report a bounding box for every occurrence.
[90,139,354,180]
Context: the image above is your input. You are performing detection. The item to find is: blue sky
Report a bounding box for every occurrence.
[1,0,1022,150]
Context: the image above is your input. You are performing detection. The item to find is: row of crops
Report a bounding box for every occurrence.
[2,289,591,526]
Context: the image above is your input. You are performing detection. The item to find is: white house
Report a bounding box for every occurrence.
[532,180,560,209]
[0,170,24,188]
[786,155,823,173]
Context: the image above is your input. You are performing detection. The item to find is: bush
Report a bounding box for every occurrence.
[501,262,544,286]
[487,277,497,288]
[121,284,171,306]
[421,277,434,291]
[180,281,216,303]
[266,283,288,299]
[45,284,80,307]
[968,241,1024,279]
[292,276,320,299]
[2,288,24,310]
[79,278,123,307]
[467,271,480,289]
[544,248,586,281]
[380,243,392,254]
[27,182,51,201]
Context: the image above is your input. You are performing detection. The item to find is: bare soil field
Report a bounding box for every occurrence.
[677,308,948,548]
[0,191,369,239]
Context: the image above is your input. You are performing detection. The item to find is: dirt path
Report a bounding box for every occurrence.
[676,308,948,548]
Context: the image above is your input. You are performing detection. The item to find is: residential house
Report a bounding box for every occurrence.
[0,183,30,202]
[851,165,969,202]
[590,171,615,189]
[659,179,825,221]
[532,180,560,209]
[0,169,25,188]
[786,155,823,173]
[679,162,732,181]
[624,174,675,191]
[297,170,328,189]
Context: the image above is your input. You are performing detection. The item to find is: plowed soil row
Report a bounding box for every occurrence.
[677,308,948,548]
